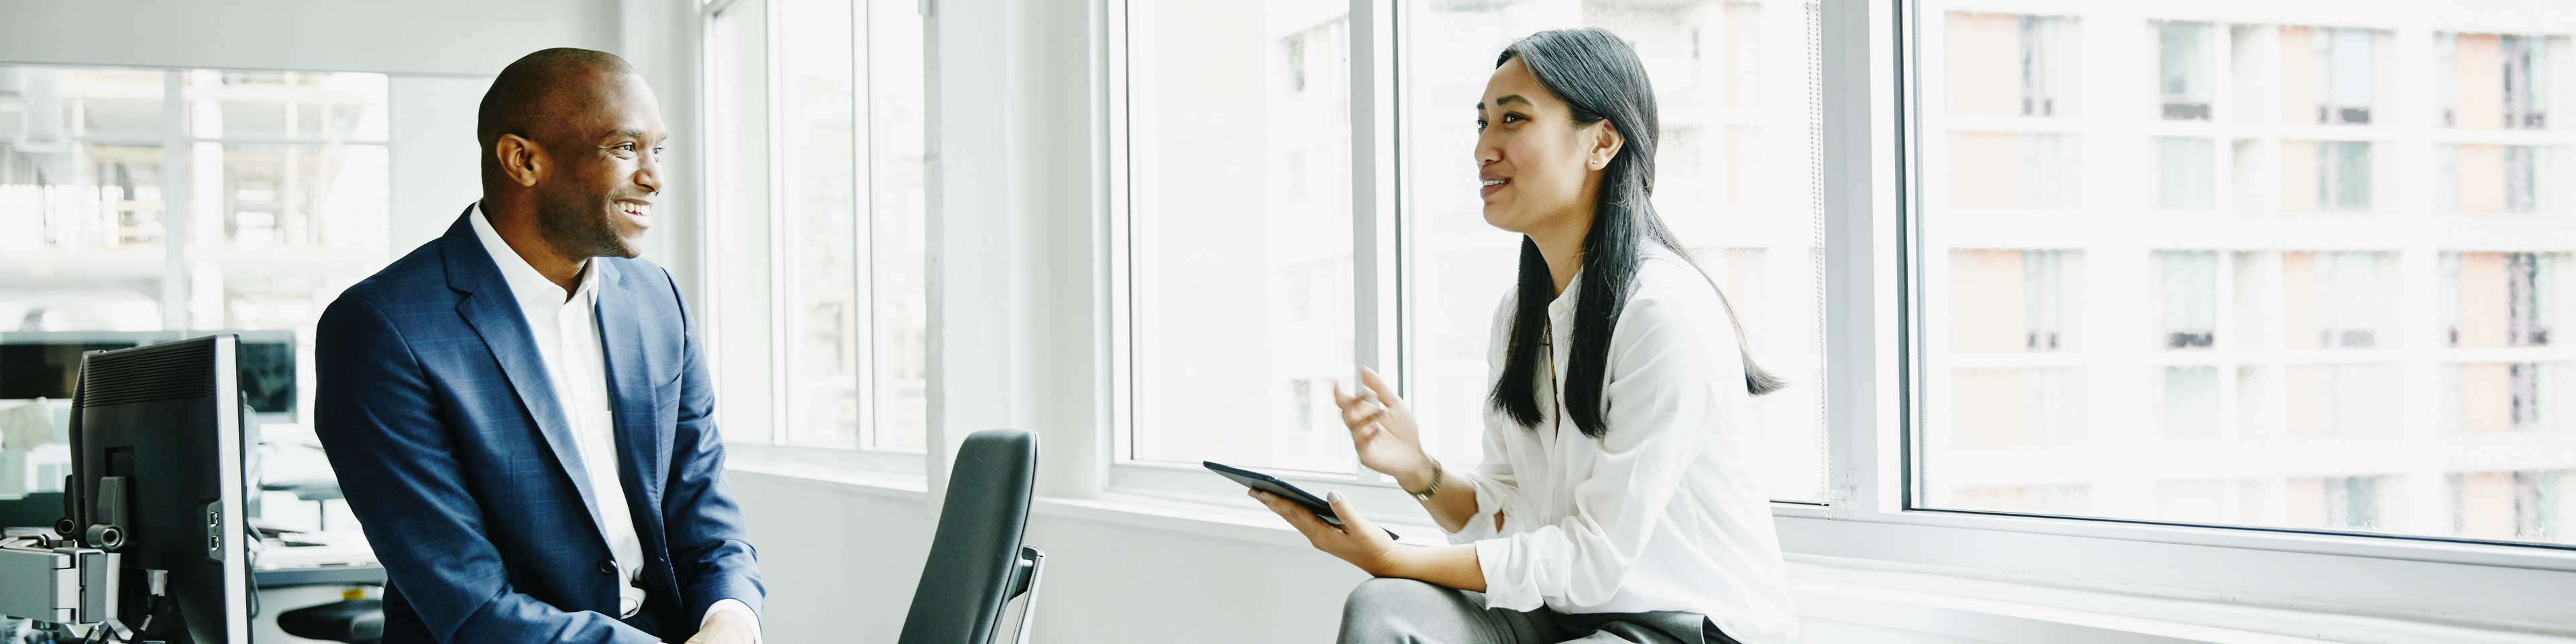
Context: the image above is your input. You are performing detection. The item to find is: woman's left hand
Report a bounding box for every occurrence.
[1250,488,1401,576]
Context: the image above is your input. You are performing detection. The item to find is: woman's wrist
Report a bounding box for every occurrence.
[1394,452,1440,492]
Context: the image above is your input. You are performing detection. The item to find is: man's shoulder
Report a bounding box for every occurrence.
[599,256,682,307]
[324,239,466,332]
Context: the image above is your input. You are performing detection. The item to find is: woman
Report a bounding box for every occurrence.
[1248,28,1796,644]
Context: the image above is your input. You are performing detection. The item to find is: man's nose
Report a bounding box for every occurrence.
[635,152,663,194]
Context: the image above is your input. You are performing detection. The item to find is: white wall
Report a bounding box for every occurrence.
[387,76,491,256]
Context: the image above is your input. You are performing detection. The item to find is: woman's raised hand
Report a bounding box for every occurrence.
[1335,367,1436,490]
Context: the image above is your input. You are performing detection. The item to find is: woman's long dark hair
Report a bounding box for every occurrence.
[1488,28,1785,439]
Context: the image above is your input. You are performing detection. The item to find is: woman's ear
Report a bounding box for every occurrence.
[1587,121,1625,170]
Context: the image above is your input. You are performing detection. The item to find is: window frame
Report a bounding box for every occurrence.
[698,0,926,472]
[1814,0,2576,596]
[1102,0,1426,518]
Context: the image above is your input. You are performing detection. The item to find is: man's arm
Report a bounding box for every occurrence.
[315,294,657,643]
[657,269,765,630]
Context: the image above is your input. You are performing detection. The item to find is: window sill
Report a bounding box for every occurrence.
[720,463,2575,643]
[1790,553,2576,644]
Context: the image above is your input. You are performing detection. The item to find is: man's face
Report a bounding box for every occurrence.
[533,71,666,260]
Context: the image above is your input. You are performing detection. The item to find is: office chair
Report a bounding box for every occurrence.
[896,429,1046,644]
[276,598,383,643]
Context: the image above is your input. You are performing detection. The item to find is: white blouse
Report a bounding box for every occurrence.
[1444,247,1799,644]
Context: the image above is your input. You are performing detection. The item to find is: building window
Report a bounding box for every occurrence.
[2440,144,2548,214]
[2445,252,2557,347]
[2282,26,2374,125]
[1947,12,2066,118]
[2161,251,2215,349]
[2158,21,2212,120]
[1949,133,2065,211]
[2159,138,2214,210]
[2280,140,2371,212]
[704,0,928,450]
[1951,250,2072,354]
[2442,33,2553,129]
[2451,470,2571,541]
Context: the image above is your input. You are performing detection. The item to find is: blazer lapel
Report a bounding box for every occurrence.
[440,211,614,548]
[592,260,671,543]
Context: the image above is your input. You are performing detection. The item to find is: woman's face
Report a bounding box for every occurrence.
[1475,57,1620,237]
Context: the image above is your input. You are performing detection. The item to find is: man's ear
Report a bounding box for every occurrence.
[1587,121,1625,170]
[496,134,546,188]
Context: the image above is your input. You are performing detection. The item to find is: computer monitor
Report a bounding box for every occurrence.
[70,335,252,643]
[3,330,298,425]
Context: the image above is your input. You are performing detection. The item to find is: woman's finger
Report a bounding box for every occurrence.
[1358,367,1405,409]
[1324,490,1387,543]
[1250,490,1342,543]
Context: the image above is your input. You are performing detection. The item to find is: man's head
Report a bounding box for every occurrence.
[478,48,665,260]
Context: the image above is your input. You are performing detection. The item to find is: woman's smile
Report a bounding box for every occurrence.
[1480,176,1511,199]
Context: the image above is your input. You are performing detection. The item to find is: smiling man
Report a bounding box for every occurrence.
[314,48,763,644]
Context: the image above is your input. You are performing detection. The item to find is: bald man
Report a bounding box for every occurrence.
[315,48,762,644]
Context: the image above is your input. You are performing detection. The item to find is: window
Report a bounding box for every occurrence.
[2280,140,2370,212]
[2284,27,2375,125]
[2440,144,2550,213]
[2441,33,2554,129]
[1916,3,2576,549]
[1119,0,1830,503]
[2158,21,2212,120]
[1946,13,2065,119]
[704,0,928,453]
[0,64,388,389]
[2158,138,2213,210]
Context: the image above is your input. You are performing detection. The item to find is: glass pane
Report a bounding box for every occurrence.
[203,71,390,142]
[1402,0,1829,502]
[1918,3,2576,547]
[777,0,862,447]
[706,0,776,444]
[1128,0,1357,472]
[868,0,929,450]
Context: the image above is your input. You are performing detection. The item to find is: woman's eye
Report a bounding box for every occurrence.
[1474,119,1488,131]
[1502,113,1525,123]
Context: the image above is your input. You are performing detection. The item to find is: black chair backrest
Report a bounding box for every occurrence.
[897,429,1040,644]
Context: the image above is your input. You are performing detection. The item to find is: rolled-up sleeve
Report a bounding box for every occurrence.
[1471,285,1733,610]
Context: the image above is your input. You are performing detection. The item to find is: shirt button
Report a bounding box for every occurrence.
[598,559,617,576]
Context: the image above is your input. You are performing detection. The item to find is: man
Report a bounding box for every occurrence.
[315,48,761,643]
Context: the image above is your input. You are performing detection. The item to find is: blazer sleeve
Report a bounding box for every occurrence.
[656,268,766,623]
[315,293,659,644]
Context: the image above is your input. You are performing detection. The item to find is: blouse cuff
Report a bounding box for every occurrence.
[1473,537,1544,610]
[1443,470,1511,543]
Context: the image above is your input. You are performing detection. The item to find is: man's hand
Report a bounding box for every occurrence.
[685,608,757,644]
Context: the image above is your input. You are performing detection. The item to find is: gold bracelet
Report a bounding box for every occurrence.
[1407,458,1444,501]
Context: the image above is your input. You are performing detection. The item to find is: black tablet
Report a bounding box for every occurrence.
[1205,461,1401,541]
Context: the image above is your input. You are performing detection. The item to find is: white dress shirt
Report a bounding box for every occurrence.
[1443,246,1799,644]
[470,206,757,638]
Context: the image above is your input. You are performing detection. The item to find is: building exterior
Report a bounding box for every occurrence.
[1925,1,2576,546]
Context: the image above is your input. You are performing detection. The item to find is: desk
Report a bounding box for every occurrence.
[255,564,385,588]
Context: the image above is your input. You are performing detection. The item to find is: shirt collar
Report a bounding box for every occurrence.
[469,203,600,311]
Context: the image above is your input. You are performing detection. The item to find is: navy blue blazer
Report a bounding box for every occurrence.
[315,210,762,643]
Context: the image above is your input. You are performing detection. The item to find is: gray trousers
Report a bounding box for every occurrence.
[1337,579,1742,644]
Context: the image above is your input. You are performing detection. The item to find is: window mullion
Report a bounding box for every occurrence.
[1350,0,1399,485]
